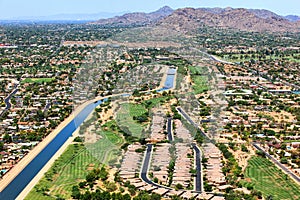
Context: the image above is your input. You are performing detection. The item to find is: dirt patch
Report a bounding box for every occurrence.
[107,168,117,183]
[87,167,94,171]
[85,132,102,144]
[245,178,252,182]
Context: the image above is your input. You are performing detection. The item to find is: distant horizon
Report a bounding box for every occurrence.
[0,0,299,20]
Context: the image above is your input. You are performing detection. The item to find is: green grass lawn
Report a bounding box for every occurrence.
[189,66,208,75]
[128,103,147,117]
[143,96,171,109]
[191,76,209,94]
[188,66,209,94]
[25,121,125,200]
[266,54,300,63]
[22,78,55,84]
[85,121,124,166]
[242,156,300,200]
[25,144,101,200]
[116,103,148,138]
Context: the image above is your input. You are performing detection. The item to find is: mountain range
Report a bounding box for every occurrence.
[285,15,300,22]
[92,6,300,32]
[91,6,173,26]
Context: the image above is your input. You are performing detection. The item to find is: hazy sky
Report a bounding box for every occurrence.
[0,0,299,19]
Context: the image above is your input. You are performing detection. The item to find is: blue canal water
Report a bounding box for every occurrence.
[121,93,131,97]
[156,69,176,93]
[293,91,300,95]
[167,68,176,75]
[164,74,175,89]
[0,69,176,200]
[0,100,103,200]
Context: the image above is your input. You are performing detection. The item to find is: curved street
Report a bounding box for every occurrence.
[140,117,204,193]
[0,87,18,117]
[140,144,153,185]
[0,65,178,200]
[140,144,172,190]
[140,144,203,194]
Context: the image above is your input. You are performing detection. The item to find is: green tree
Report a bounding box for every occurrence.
[86,172,96,183]
[175,183,183,190]
[104,182,117,192]
[280,157,288,164]
[3,133,12,143]
[0,142,4,151]
[71,186,81,199]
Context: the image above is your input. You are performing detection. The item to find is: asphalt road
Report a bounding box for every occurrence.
[167,118,173,141]
[0,88,18,117]
[140,144,171,190]
[43,102,51,113]
[190,47,234,65]
[176,107,210,140]
[174,107,204,192]
[141,124,203,193]
[140,144,153,184]
[253,143,300,183]
[176,107,300,190]
[192,143,202,192]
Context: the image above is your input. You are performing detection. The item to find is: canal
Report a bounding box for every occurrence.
[0,67,177,199]
[156,67,176,92]
[0,100,103,200]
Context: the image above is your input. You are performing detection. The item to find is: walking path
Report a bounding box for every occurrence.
[253,143,300,184]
